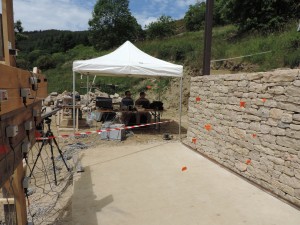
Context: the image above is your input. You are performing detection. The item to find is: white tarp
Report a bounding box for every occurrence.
[72,41,183,77]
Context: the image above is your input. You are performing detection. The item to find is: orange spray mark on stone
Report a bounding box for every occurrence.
[205,124,212,131]
[240,101,246,108]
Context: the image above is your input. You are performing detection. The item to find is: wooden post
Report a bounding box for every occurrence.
[1,0,16,66]
[1,1,27,224]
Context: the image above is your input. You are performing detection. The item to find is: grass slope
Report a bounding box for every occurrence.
[44,22,299,93]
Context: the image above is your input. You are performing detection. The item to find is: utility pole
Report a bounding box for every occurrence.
[202,0,214,75]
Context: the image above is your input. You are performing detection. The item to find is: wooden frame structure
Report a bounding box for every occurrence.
[0,1,48,224]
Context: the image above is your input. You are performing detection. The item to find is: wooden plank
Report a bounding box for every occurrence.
[0,63,48,115]
[1,0,15,66]
[0,63,48,89]
[0,198,14,204]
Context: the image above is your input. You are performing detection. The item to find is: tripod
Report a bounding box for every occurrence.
[29,117,70,185]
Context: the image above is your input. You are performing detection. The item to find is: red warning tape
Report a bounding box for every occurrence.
[36,120,173,140]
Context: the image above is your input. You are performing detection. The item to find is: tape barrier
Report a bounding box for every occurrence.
[36,120,174,140]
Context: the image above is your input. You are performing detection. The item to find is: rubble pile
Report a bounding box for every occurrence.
[43,89,122,112]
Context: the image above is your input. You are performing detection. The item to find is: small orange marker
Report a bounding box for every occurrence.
[182,166,187,171]
[246,159,251,165]
[146,85,152,89]
[240,101,246,108]
[205,124,212,131]
[262,98,267,103]
[196,97,201,102]
[252,134,257,138]
[192,138,197,144]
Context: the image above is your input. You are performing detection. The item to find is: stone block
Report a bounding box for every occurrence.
[276,136,300,150]
[278,121,290,129]
[277,102,300,113]
[260,134,276,144]
[246,73,264,80]
[269,108,283,119]
[272,180,295,196]
[261,72,297,83]
[264,100,277,107]
[279,174,300,188]
[229,127,247,139]
[255,145,274,155]
[267,86,285,95]
[267,156,285,165]
[270,127,286,136]
[295,189,300,199]
[257,107,270,118]
[235,162,248,172]
[286,86,300,97]
[281,113,293,123]
[266,118,278,126]
[290,124,300,130]
[293,80,300,87]
[249,122,261,131]
[295,169,300,179]
[260,125,271,134]
[286,129,300,139]
[293,114,300,121]
[238,80,249,87]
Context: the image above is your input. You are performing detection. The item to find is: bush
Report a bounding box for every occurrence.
[36,55,56,70]
[146,15,176,39]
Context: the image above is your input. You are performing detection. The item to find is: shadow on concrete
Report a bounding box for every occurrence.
[131,119,187,136]
[86,142,170,168]
[72,166,113,225]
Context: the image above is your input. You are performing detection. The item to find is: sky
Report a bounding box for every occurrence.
[1,0,201,31]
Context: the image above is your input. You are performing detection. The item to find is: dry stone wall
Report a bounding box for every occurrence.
[185,69,300,207]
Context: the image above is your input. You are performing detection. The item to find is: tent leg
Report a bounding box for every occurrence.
[179,76,183,140]
[87,75,89,105]
[73,71,76,132]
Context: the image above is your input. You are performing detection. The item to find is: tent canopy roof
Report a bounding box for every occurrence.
[73,41,183,78]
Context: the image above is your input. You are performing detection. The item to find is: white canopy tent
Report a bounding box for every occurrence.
[72,41,184,136]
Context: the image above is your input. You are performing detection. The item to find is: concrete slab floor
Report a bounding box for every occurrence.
[72,141,300,225]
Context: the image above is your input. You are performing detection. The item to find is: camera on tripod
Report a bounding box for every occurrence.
[31,107,70,185]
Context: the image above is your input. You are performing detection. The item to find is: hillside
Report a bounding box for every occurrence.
[16,22,299,95]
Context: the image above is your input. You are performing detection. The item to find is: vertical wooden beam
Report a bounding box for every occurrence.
[1,0,27,224]
[2,0,16,66]
[0,14,4,61]
[2,162,27,225]
[12,162,27,225]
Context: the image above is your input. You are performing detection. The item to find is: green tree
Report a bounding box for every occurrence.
[36,55,56,70]
[184,0,227,32]
[146,15,176,39]
[184,2,206,31]
[14,20,28,48]
[88,0,143,50]
[219,0,300,33]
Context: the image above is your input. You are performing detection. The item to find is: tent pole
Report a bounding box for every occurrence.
[179,76,183,140]
[73,71,76,132]
[87,75,89,105]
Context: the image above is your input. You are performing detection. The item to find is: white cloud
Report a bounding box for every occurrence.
[133,12,157,28]
[13,0,94,31]
[175,0,202,8]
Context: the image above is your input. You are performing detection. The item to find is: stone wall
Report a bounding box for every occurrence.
[184,69,300,207]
